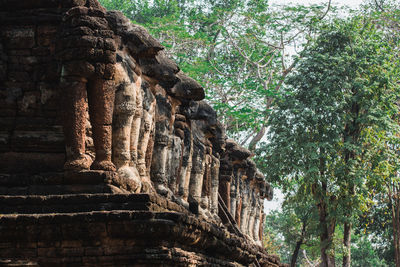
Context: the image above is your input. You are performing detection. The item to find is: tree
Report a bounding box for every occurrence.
[361,128,400,267]
[264,195,319,267]
[357,191,395,266]
[351,234,388,267]
[356,1,400,265]
[99,0,335,150]
[259,16,398,266]
[97,1,400,265]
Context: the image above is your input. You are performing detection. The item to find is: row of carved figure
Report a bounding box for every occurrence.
[56,3,272,244]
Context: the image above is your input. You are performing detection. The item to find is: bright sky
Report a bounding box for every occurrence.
[269,0,365,8]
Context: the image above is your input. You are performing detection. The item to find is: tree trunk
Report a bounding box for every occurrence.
[319,216,336,267]
[340,93,359,267]
[389,183,400,267]
[342,222,352,267]
[316,148,336,267]
[290,220,307,267]
[395,193,400,267]
[248,125,265,151]
[317,191,336,267]
[290,240,302,267]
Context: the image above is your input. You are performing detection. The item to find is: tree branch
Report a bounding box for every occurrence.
[374,0,385,12]
[319,0,332,21]
[240,130,256,146]
[248,125,266,151]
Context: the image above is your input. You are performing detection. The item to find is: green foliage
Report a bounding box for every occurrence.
[351,234,389,267]
[264,195,319,265]
[258,14,399,263]
[98,0,334,147]
[261,14,398,204]
[357,194,395,266]
[97,1,400,264]
[266,208,391,266]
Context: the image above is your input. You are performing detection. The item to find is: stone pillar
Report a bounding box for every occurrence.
[201,145,212,211]
[60,76,91,170]
[129,78,143,167]
[137,82,156,192]
[218,153,232,215]
[259,211,266,242]
[236,193,243,227]
[88,77,116,171]
[253,197,262,245]
[167,134,182,193]
[240,179,250,234]
[58,6,116,172]
[189,139,206,204]
[182,133,194,202]
[112,52,142,191]
[210,154,220,216]
[150,90,173,196]
[247,190,256,239]
[230,168,239,220]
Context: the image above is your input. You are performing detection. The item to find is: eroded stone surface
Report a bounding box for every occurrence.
[0,0,282,266]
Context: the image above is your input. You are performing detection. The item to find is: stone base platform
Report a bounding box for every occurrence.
[0,170,145,195]
[0,191,283,267]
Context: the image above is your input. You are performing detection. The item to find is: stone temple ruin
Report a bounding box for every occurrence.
[0,0,285,266]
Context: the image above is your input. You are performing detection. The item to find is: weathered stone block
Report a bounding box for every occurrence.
[60,256,83,263]
[0,1,283,266]
[8,63,33,72]
[61,247,85,257]
[37,241,61,248]
[0,0,62,10]
[84,247,104,256]
[0,152,64,173]
[0,243,14,249]
[37,225,62,242]
[86,222,107,239]
[38,247,59,257]
[0,131,10,151]
[17,91,39,113]
[63,0,87,7]
[2,27,35,49]
[8,71,31,82]
[82,256,99,264]
[0,248,36,258]
[61,240,83,248]
[4,81,34,93]
[0,64,6,81]
[10,130,65,152]
[8,49,31,56]
[37,25,58,47]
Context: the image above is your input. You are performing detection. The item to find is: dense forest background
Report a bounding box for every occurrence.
[99,0,399,266]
